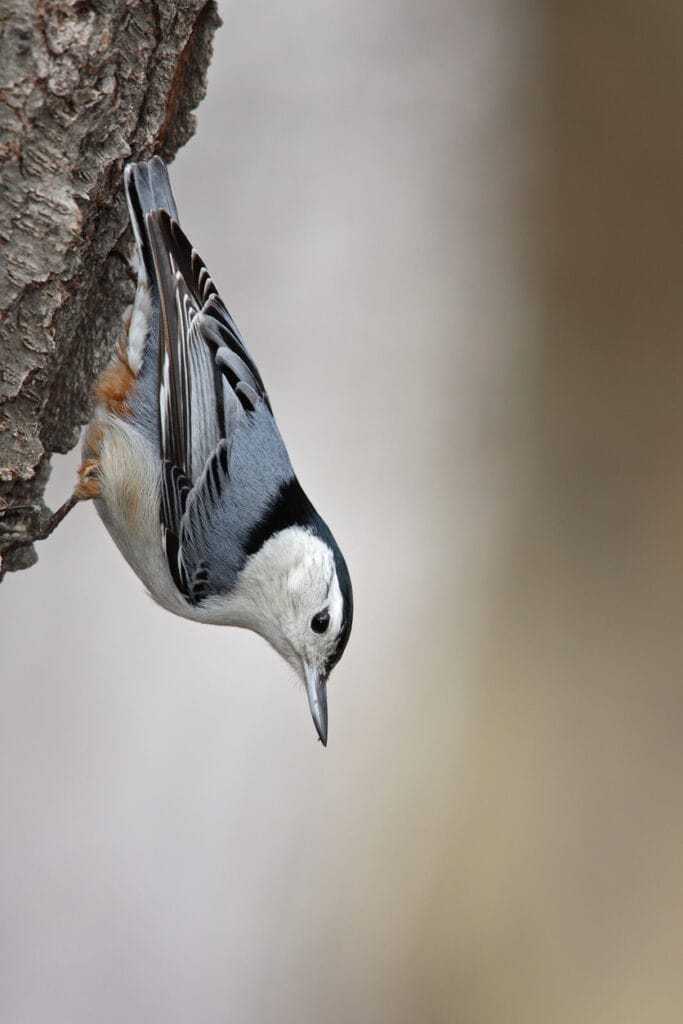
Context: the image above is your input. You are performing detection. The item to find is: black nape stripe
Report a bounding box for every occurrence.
[244,477,317,557]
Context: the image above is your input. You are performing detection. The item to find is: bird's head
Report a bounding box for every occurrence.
[233,524,353,744]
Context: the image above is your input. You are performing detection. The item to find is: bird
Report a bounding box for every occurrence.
[40,156,353,744]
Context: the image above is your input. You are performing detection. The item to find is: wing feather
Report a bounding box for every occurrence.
[141,207,288,604]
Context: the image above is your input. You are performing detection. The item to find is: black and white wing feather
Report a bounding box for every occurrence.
[125,159,294,603]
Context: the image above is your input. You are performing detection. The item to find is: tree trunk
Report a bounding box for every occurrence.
[0,0,220,577]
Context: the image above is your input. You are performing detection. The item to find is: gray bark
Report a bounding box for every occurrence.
[0,0,220,576]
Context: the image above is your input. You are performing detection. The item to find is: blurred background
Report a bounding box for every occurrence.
[2,1,683,1020]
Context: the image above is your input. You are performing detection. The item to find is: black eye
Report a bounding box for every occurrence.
[310,610,330,634]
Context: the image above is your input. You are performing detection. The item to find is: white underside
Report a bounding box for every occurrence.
[94,417,193,619]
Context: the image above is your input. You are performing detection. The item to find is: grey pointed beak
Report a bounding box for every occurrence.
[304,662,328,746]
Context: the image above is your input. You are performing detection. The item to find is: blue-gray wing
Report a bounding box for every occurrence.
[142,204,293,601]
[179,408,296,599]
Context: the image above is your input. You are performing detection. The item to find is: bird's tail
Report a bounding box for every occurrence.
[124,157,180,284]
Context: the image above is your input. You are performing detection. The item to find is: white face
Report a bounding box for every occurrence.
[231,526,346,682]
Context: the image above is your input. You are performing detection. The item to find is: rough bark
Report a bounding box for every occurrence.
[0,0,220,576]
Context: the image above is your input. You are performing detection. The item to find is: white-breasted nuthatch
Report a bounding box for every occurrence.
[59,157,352,744]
